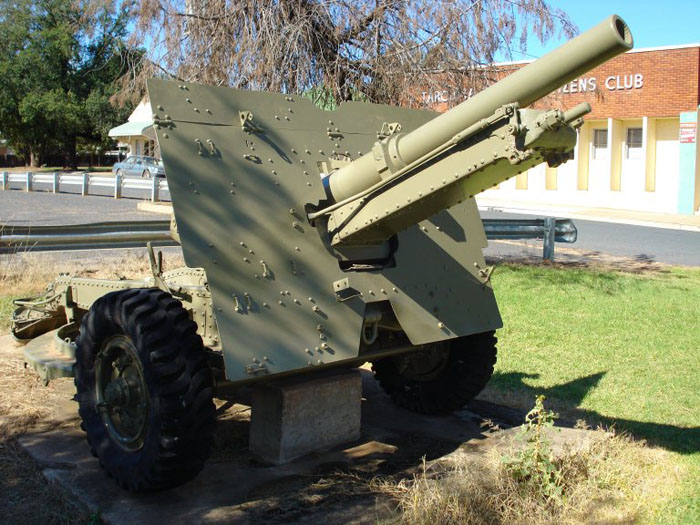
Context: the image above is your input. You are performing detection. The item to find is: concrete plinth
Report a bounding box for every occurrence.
[249,369,362,464]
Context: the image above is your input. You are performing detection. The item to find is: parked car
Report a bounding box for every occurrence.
[112,155,166,178]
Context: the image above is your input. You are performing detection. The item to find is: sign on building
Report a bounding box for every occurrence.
[680,122,697,144]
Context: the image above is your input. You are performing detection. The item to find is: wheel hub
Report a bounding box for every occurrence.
[397,342,450,381]
[95,335,149,451]
[104,376,136,407]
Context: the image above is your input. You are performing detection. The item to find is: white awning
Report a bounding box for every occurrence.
[108,121,153,138]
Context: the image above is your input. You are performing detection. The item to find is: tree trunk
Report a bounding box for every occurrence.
[29,148,41,168]
[66,135,78,170]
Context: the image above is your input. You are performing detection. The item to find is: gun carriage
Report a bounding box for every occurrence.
[11,16,633,491]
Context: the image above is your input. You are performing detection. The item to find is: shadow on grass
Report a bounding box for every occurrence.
[489,371,700,455]
[485,255,671,277]
[494,262,630,289]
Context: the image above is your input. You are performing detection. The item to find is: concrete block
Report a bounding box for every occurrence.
[249,369,362,464]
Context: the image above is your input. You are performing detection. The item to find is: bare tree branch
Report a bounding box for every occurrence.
[125,0,577,107]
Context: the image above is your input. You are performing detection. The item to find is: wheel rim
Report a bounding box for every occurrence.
[95,335,149,451]
[396,341,450,381]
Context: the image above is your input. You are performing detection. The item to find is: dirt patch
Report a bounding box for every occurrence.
[0,249,684,523]
[0,332,680,525]
[1,333,515,524]
[487,240,676,274]
[1,249,184,298]
[376,426,679,525]
[0,339,91,524]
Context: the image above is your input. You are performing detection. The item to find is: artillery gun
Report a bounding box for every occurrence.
[11,16,632,491]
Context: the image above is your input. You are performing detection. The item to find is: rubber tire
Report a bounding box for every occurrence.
[371,331,497,415]
[74,288,216,492]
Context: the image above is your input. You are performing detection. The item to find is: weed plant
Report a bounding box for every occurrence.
[381,396,678,524]
[501,395,562,502]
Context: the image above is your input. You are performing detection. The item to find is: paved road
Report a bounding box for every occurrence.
[1,190,698,266]
[481,210,700,267]
[0,190,157,225]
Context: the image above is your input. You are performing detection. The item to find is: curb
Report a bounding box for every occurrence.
[477,205,700,233]
[137,201,173,215]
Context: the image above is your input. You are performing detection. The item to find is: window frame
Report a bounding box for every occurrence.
[592,128,608,159]
[625,127,643,159]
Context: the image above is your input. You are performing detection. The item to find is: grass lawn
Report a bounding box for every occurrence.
[479,262,700,523]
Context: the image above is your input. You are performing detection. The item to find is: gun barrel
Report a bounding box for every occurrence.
[327,15,632,203]
[563,102,592,124]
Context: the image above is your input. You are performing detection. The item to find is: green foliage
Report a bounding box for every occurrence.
[304,85,370,110]
[502,395,563,502]
[0,0,139,166]
[304,86,338,111]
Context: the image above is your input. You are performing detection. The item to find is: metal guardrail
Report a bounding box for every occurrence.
[0,171,170,202]
[483,217,577,260]
[0,174,575,259]
[0,221,176,253]
[1,218,577,259]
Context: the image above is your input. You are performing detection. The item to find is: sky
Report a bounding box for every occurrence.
[508,0,700,60]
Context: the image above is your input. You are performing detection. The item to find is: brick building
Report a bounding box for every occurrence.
[425,44,700,214]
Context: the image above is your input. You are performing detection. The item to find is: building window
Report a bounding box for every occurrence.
[144,140,156,157]
[626,127,643,159]
[592,129,607,159]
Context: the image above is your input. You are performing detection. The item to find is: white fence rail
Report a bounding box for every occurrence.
[0,171,170,202]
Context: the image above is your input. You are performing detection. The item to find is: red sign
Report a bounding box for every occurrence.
[680,122,696,144]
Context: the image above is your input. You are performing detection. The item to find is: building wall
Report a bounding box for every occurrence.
[116,137,156,158]
[128,100,153,123]
[480,116,686,213]
[112,99,158,159]
[475,45,700,214]
[536,45,700,119]
[678,110,700,213]
[126,138,156,157]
